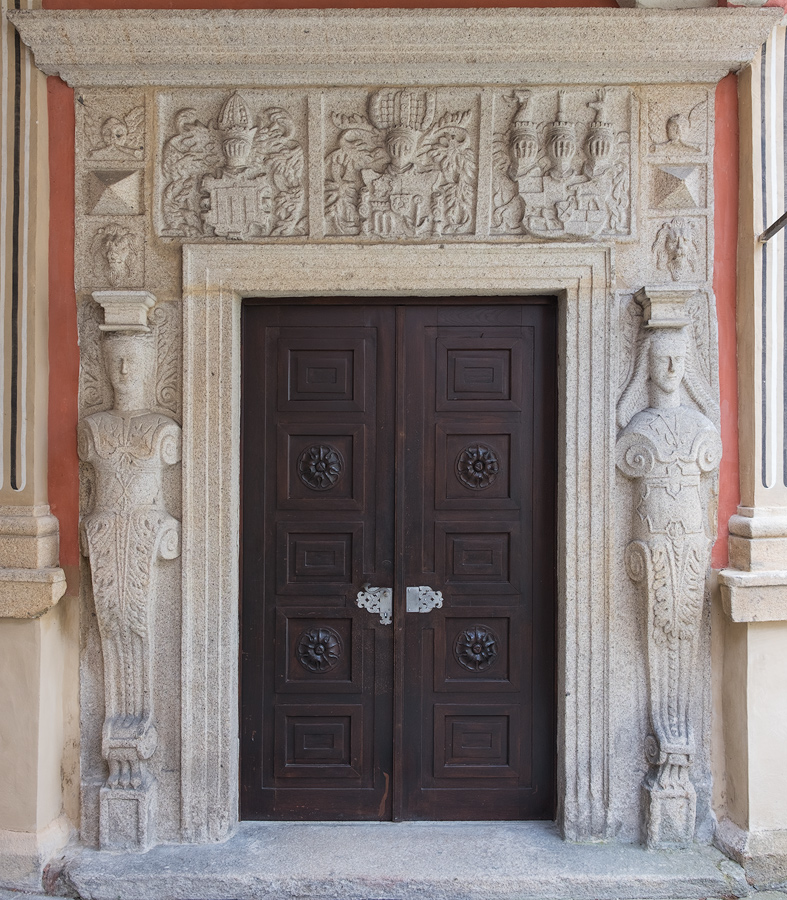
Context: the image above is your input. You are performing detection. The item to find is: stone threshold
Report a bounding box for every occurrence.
[58,821,748,900]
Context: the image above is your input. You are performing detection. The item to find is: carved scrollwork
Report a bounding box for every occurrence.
[297,444,344,491]
[325,88,477,238]
[455,443,499,490]
[454,625,499,672]
[160,91,306,240]
[296,626,343,673]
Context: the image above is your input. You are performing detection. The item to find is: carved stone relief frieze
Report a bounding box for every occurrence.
[616,288,721,849]
[78,294,182,851]
[644,88,711,284]
[158,90,307,240]
[324,87,478,238]
[491,87,633,239]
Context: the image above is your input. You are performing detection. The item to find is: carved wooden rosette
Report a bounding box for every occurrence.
[616,293,721,849]
[78,294,182,851]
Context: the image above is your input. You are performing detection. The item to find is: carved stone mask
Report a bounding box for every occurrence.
[103,334,153,411]
[649,330,687,400]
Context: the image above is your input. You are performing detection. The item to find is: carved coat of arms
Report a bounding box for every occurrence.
[492,88,630,240]
[325,88,477,238]
[160,91,306,239]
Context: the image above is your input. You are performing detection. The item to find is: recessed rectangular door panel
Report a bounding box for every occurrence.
[398,305,556,820]
[241,305,395,820]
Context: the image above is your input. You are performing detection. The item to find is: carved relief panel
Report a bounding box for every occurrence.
[491,86,634,240]
[156,89,308,239]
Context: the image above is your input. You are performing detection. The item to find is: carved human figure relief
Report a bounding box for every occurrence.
[652,218,699,281]
[160,91,306,239]
[616,323,721,849]
[79,332,182,851]
[324,88,477,238]
[85,105,145,161]
[492,87,630,239]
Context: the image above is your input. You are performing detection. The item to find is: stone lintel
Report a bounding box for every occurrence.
[7,8,781,89]
[0,568,67,619]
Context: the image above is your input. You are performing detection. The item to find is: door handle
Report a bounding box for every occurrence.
[406,586,443,613]
[355,584,392,625]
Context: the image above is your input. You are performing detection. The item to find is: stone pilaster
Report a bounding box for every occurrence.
[0,0,70,888]
[716,28,787,886]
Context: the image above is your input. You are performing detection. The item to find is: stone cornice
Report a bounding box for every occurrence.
[7,7,781,88]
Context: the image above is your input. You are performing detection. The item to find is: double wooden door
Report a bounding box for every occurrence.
[241,301,556,821]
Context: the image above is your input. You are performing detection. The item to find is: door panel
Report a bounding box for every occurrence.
[241,300,555,822]
[398,305,555,820]
[241,305,395,820]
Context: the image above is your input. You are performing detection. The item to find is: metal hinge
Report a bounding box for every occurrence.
[406,585,443,613]
[355,584,392,625]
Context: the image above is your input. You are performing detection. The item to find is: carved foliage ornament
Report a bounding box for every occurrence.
[296,626,343,673]
[325,88,477,238]
[297,444,344,491]
[616,314,721,849]
[456,443,500,490]
[454,625,500,672]
[161,91,306,239]
[492,88,630,240]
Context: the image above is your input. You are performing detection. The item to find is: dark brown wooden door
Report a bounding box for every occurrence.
[241,301,555,821]
[397,305,556,819]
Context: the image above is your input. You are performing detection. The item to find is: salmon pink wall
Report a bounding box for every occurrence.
[46,0,739,572]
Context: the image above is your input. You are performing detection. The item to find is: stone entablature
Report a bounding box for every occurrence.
[8,4,778,859]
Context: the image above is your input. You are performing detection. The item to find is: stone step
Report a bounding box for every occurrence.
[60,821,750,900]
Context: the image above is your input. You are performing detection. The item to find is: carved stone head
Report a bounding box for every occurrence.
[100,116,129,150]
[648,328,688,407]
[652,218,698,282]
[95,224,136,288]
[103,333,154,412]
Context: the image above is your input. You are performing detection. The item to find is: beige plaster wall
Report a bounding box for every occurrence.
[747,622,787,831]
[0,598,76,834]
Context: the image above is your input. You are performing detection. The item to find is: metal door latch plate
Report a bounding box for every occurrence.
[406,586,443,613]
[355,585,392,625]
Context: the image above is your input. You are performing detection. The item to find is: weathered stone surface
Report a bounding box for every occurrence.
[63,820,749,900]
[8,9,780,88]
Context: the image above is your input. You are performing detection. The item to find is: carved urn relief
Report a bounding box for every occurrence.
[79,291,182,851]
[616,288,721,848]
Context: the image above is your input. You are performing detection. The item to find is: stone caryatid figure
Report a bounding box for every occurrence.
[79,327,181,851]
[616,318,721,849]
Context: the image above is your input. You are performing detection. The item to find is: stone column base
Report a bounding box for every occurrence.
[715,817,787,888]
[644,782,697,849]
[99,782,156,852]
[0,815,71,891]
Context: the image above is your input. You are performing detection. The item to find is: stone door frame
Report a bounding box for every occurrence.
[180,241,613,842]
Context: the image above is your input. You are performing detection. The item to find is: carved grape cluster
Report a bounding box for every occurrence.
[296,626,343,673]
[454,625,500,672]
[455,443,499,490]
[298,444,344,491]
